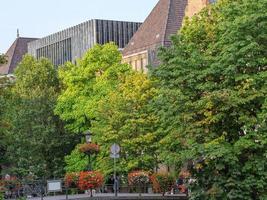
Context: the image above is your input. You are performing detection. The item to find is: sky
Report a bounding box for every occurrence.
[0,0,159,53]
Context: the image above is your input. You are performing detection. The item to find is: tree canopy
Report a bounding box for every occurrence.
[55,43,131,133]
[0,54,6,64]
[3,55,78,178]
[151,0,267,199]
[93,72,159,175]
[57,44,161,176]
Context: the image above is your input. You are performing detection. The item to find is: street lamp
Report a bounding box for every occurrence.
[84,130,92,144]
[84,130,93,171]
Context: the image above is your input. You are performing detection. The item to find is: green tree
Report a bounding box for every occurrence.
[64,146,89,173]
[55,43,131,173]
[0,54,6,64]
[5,55,78,178]
[152,0,267,199]
[93,72,159,175]
[0,76,13,174]
[55,43,130,133]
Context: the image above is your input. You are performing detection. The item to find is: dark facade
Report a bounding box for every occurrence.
[0,37,37,75]
[28,19,141,66]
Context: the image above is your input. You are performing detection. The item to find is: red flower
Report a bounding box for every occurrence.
[64,172,79,187]
[128,171,150,186]
[79,143,100,154]
[78,171,104,191]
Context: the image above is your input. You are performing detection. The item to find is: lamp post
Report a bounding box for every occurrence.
[84,130,92,171]
[85,130,92,144]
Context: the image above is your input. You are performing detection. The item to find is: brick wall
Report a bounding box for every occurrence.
[185,0,209,18]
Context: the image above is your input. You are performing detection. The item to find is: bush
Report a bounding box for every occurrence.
[64,172,79,188]
[150,173,175,196]
[128,171,150,186]
[78,171,104,191]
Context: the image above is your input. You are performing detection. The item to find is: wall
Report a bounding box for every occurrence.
[28,20,96,66]
[28,20,141,66]
[122,51,148,73]
[185,0,209,18]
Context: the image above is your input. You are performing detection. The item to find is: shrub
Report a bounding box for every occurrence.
[128,171,150,186]
[150,173,175,196]
[64,172,79,188]
[78,171,104,191]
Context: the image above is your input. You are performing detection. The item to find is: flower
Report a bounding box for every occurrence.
[150,173,175,195]
[79,143,100,154]
[64,172,79,187]
[1,176,21,192]
[78,171,104,191]
[128,171,150,186]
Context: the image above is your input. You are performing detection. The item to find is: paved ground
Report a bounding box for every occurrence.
[28,193,186,200]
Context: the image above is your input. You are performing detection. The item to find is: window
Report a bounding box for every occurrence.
[140,58,144,72]
[134,60,138,71]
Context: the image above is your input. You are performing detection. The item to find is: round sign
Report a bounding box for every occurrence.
[110,143,120,154]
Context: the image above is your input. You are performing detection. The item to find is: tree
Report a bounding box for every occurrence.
[55,43,132,173]
[55,43,130,133]
[152,0,267,199]
[4,55,78,178]
[0,76,13,174]
[93,72,159,175]
[0,54,6,64]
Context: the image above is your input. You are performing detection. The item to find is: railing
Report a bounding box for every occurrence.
[0,179,46,199]
[0,179,188,199]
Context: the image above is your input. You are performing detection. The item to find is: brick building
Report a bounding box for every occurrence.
[0,37,37,75]
[122,0,216,71]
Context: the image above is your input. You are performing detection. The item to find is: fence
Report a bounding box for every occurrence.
[0,179,188,199]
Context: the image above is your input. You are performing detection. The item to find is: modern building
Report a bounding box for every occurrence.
[0,37,37,75]
[28,19,142,66]
[122,0,217,71]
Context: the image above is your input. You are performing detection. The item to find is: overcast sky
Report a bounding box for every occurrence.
[0,0,158,53]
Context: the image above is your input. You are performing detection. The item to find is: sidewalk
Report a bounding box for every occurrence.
[29,193,187,200]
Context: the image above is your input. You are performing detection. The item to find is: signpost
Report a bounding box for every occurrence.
[110,144,120,197]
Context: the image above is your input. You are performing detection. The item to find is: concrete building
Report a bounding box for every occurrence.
[28,19,141,66]
[0,37,37,75]
[122,0,217,71]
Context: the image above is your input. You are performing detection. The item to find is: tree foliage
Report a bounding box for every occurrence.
[4,55,78,178]
[151,0,267,199]
[64,146,89,173]
[57,44,160,176]
[93,72,159,175]
[55,43,130,133]
[56,43,132,173]
[0,54,6,65]
[0,76,13,174]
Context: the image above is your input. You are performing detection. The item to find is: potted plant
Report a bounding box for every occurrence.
[0,180,5,200]
[128,171,150,196]
[64,172,79,188]
[79,143,100,154]
[150,173,175,196]
[78,171,104,197]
